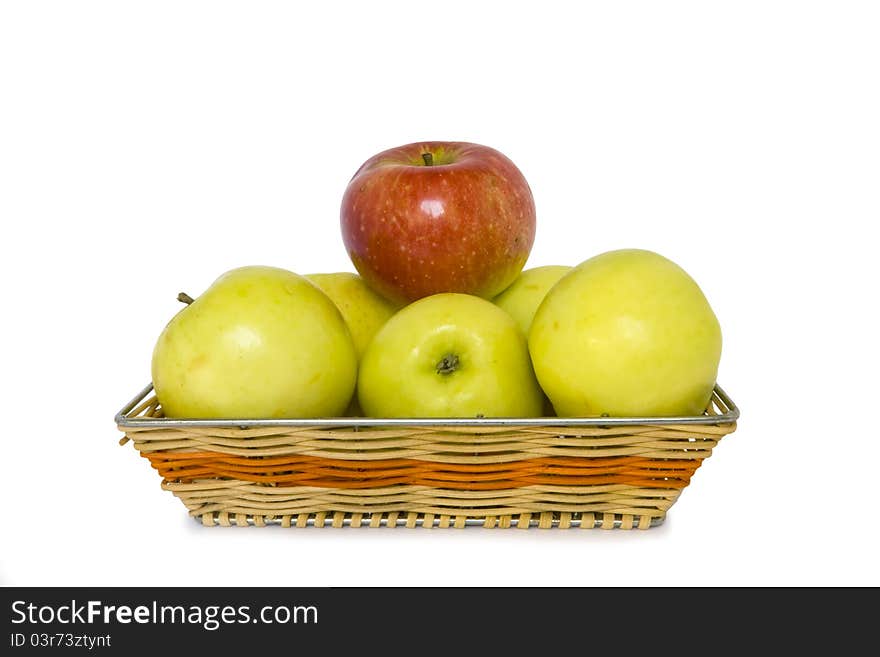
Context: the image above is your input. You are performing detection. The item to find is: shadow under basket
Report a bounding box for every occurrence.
[115,384,739,530]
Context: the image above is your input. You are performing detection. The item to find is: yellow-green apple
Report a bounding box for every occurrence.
[151,265,358,419]
[304,272,402,359]
[529,249,722,417]
[492,265,573,336]
[340,141,536,305]
[305,271,402,416]
[492,265,572,417]
[357,293,544,418]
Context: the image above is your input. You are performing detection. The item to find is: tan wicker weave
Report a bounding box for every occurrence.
[117,386,737,529]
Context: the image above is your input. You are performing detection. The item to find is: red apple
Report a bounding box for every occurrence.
[340,141,536,305]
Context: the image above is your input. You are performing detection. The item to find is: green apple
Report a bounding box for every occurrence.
[304,272,402,359]
[529,249,722,417]
[151,265,358,418]
[492,265,573,335]
[492,265,572,417]
[358,293,544,418]
[305,271,401,417]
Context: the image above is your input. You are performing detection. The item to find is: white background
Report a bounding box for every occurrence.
[2,1,878,587]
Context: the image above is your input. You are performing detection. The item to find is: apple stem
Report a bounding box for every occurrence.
[421,152,434,166]
[436,353,459,375]
[177,292,195,305]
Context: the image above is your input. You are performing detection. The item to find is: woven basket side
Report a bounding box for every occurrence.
[118,391,737,529]
[123,424,730,462]
[162,481,679,527]
[144,451,703,489]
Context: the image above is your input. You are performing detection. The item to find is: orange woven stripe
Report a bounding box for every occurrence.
[145,451,703,490]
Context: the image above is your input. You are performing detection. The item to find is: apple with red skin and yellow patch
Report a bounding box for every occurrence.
[340,141,536,305]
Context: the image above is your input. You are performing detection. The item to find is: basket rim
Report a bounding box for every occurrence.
[115,382,739,429]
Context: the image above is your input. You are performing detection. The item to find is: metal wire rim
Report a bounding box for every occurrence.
[116,382,739,429]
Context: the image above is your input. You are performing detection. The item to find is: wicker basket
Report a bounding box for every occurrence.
[115,384,738,529]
